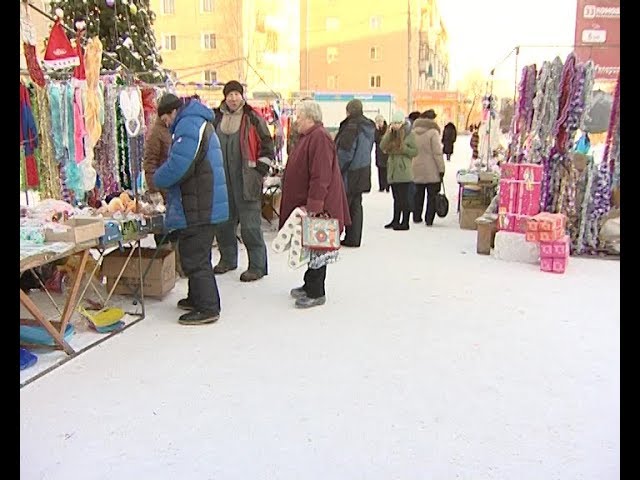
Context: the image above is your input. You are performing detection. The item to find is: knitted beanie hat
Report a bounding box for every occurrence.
[157,94,183,116]
[223,80,244,97]
[391,110,405,123]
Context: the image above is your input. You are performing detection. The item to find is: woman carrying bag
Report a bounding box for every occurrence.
[411,110,446,226]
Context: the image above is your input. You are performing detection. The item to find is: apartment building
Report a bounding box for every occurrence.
[300,0,449,112]
[151,0,300,102]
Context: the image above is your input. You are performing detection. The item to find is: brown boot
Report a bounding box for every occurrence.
[213,263,237,275]
[240,270,265,282]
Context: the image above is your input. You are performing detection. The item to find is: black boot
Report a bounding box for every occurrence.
[384,204,401,229]
[393,211,410,230]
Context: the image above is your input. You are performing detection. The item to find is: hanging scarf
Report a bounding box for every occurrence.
[119,87,144,137]
[73,86,88,164]
[602,74,620,181]
[84,37,103,149]
[21,2,45,88]
[34,86,61,199]
[94,78,120,197]
[20,82,39,188]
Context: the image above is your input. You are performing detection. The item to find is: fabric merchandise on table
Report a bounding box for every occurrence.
[20,82,39,188]
[94,79,121,197]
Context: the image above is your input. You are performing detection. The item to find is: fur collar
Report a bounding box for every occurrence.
[412,118,440,134]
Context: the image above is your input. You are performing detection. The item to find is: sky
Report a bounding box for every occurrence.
[439,0,578,97]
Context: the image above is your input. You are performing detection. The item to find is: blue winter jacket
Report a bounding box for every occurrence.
[153,100,229,231]
[335,115,376,194]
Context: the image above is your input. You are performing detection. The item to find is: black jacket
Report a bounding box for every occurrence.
[374,122,389,168]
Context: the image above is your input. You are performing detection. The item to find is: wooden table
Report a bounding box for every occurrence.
[20,235,149,355]
[20,241,96,355]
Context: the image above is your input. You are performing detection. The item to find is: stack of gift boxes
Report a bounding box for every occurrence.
[526,212,570,274]
[498,163,543,232]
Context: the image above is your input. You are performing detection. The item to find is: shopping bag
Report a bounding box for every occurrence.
[436,181,449,218]
[301,216,340,250]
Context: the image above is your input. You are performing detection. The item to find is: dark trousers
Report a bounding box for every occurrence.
[178,224,221,314]
[343,192,363,246]
[414,182,441,225]
[214,201,268,275]
[390,182,411,223]
[303,265,327,298]
[377,166,388,191]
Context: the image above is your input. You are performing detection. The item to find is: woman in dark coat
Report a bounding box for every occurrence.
[279,100,351,309]
[374,115,389,192]
[442,122,457,161]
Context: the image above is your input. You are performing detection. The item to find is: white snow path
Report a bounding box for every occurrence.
[20,135,619,479]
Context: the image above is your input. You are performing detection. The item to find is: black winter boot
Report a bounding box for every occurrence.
[385,203,401,229]
[393,211,410,230]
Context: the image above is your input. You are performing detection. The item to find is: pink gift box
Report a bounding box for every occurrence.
[526,231,540,243]
[540,257,554,272]
[540,243,554,257]
[539,228,564,242]
[552,257,567,273]
[553,235,571,257]
[532,212,566,232]
[500,163,520,180]
[514,214,532,234]
[499,180,520,214]
[516,180,541,216]
[517,163,544,182]
[498,213,514,231]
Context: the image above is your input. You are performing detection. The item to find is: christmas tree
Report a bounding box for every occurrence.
[49,0,166,82]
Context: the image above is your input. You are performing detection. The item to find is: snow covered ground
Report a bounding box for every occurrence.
[20,134,620,479]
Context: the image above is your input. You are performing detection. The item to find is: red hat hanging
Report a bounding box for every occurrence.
[72,15,87,82]
[43,9,80,70]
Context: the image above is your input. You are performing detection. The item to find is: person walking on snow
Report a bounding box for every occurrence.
[442,121,457,162]
[153,97,229,325]
[412,110,446,226]
[334,99,375,248]
[211,80,275,282]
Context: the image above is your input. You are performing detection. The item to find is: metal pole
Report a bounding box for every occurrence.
[407,0,412,113]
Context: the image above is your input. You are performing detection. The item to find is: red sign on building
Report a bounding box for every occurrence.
[574,0,620,80]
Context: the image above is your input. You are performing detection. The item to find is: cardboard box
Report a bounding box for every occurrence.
[459,206,486,230]
[517,163,543,182]
[516,180,541,216]
[461,196,489,209]
[45,217,105,244]
[499,180,519,214]
[500,163,519,180]
[102,248,176,298]
[476,217,498,255]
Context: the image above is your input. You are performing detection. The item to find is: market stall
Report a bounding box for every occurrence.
[472,52,620,270]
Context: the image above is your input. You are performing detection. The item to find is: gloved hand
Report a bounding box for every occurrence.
[255,162,270,177]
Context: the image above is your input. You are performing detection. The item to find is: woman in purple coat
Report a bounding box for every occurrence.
[279,100,351,309]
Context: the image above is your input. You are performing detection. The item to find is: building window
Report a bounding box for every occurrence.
[370,16,382,29]
[370,46,379,60]
[327,75,338,89]
[163,35,177,51]
[326,47,338,64]
[201,0,214,12]
[162,0,175,14]
[204,71,217,84]
[369,75,381,88]
[326,17,340,31]
[202,33,216,49]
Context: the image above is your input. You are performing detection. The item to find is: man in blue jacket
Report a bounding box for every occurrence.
[334,99,376,248]
[154,96,230,325]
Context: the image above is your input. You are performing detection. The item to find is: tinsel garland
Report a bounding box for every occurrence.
[575,159,597,254]
[94,79,121,197]
[584,160,612,253]
[526,58,563,165]
[117,106,132,189]
[602,74,621,184]
[127,134,145,195]
[33,87,61,199]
